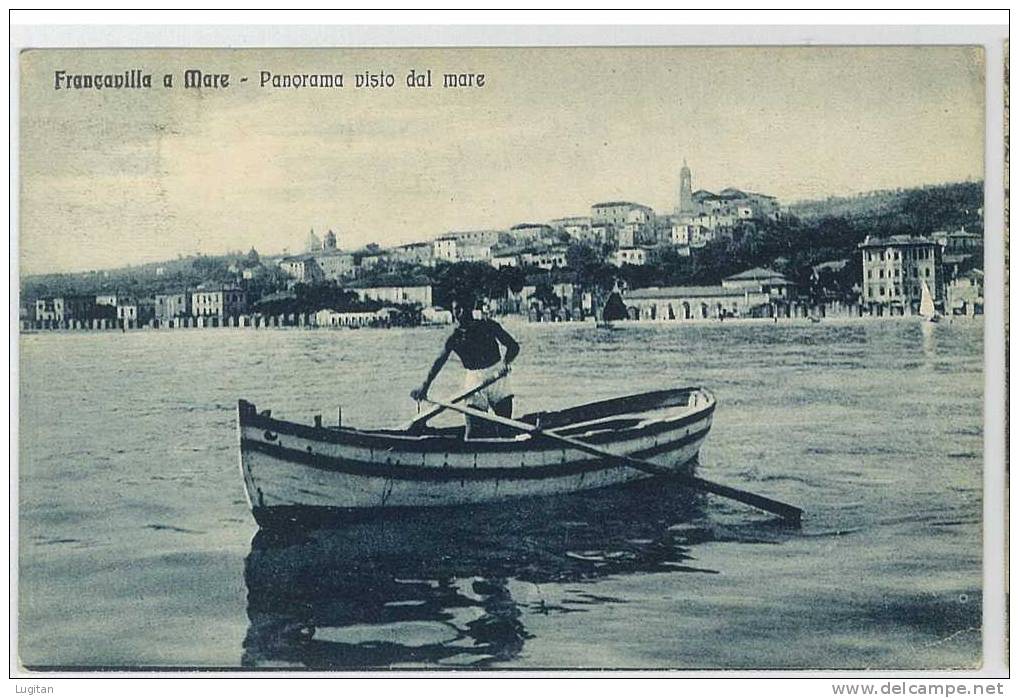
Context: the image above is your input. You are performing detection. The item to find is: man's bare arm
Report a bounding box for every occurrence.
[411,345,452,400]
[491,321,520,365]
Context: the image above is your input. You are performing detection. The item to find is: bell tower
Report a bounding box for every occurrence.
[677,159,693,214]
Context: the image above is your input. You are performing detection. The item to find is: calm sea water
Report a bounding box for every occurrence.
[18,318,983,670]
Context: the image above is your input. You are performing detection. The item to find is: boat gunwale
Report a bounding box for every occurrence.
[238,387,716,454]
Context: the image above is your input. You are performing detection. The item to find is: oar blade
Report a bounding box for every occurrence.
[423,395,804,525]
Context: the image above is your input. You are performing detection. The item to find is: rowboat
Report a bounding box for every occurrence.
[236,387,716,527]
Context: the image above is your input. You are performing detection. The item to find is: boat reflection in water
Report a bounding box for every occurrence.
[244,475,741,669]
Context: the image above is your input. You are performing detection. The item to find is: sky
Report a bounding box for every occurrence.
[19,46,985,275]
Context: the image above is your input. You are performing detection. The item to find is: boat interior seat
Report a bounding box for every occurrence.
[546,402,701,438]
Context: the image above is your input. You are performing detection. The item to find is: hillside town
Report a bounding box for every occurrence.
[20,162,985,331]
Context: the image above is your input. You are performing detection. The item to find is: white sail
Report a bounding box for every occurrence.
[919,280,936,319]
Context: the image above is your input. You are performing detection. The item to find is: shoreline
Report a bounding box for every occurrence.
[497,313,983,329]
[19,313,983,336]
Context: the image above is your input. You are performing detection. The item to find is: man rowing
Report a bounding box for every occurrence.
[410,295,520,438]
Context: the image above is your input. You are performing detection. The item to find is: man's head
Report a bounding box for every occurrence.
[451,294,479,325]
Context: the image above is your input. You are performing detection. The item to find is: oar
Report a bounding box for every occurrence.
[421,396,803,525]
[402,368,510,434]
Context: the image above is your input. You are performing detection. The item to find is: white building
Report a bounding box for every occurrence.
[315,253,357,280]
[191,287,248,317]
[858,235,942,308]
[550,216,593,241]
[422,306,454,325]
[457,243,493,263]
[279,256,324,283]
[443,229,505,247]
[491,253,520,269]
[521,246,568,270]
[351,283,433,307]
[433,236,459,263]
[591,201,654,228]
[722,267,796,299]
[613,248,648,266]
[390,242,435,267]
[508,223,555,244]
[314,308,395,328]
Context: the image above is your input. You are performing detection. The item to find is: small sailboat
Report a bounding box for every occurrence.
[919,280,940,323]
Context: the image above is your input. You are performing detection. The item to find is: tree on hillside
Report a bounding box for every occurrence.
[430,262,502,308]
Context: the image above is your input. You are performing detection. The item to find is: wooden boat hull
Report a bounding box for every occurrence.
[237,388,715,526]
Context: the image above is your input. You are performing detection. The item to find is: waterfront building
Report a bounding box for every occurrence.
[933,227,983,255]
[34,295,98,323]
[314,307,397,328]
[116,298,154,325]
[34,298,59,322]
[946,269,984,315]
[502,271,581,316]
[858,235,943,309]
[349,278,433,307]
[279,255,325,284]
[624,284,771,320]
[613,247,648,267]
[722,267,796,299]
[155,291,192,320]
[191,287,248,317]
[422,306,454,325]
[315,252,357,281]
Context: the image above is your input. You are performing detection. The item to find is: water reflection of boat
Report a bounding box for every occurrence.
[243,477,726,669]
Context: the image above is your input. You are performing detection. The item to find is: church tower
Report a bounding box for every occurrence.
[306,227,322,252]
[677,159,694,214]
[323,229,337,250]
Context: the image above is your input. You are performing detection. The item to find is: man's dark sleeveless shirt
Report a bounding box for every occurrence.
[445,319,507,370]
